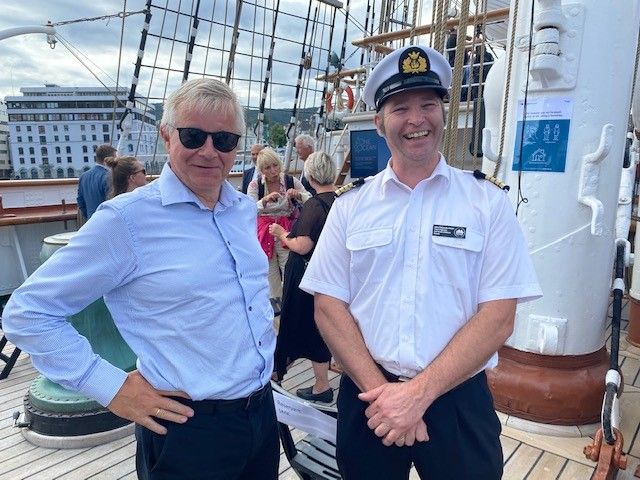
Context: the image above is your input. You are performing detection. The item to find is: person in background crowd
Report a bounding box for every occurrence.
[242,143,266,194]
[3,78,279,480]
[294,134,317,195]
[248,148,310,299]
[77,143,117,222]
[270,151,336,402]
[105,156,148,198]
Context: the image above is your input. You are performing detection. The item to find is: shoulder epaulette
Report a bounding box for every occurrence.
[335,177,366,197]
[472,170,510,191]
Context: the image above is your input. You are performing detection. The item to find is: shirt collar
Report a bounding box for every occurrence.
[96,163,109,171]
[158,162,242,210]
[381,153,450,190]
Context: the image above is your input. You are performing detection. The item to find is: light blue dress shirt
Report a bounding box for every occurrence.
[3,163,275,407]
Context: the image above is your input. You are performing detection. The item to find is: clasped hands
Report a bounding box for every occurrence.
[268,223,286,240]
[358,381,430,447]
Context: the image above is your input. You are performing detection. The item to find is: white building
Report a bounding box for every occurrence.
[0,101,10,179]
[5,85,157,179]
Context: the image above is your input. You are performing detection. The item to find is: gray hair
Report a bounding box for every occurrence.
[304,151,336,186]
[256,147,283,173]
[160,78,245,134]
[295,134,315,149]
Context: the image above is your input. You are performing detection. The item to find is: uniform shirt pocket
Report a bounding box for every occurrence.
[431,228,484,288]
[346,227,393,284]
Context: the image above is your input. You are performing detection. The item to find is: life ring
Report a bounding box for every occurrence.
[325,83,354,114]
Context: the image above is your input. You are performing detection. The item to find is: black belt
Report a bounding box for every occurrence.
[173,383,271,414]
[378,365,485,392]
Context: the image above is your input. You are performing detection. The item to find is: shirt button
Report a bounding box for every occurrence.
[248,306,253,311]
[227,241,231,245]
[258,341,262,346]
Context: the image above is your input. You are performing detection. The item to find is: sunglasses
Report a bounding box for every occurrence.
[132,168,146,175]
[176,127,241,152]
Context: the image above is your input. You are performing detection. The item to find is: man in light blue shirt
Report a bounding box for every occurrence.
[3,78,278,479]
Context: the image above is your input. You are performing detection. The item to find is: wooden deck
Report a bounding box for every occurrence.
[1,309,639,479]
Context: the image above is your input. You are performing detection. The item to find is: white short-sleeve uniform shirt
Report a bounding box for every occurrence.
[300,157,542,379]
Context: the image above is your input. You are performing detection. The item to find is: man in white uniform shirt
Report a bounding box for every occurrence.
[299,45,542,479]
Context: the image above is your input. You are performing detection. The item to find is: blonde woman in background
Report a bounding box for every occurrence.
[248,148,310,299]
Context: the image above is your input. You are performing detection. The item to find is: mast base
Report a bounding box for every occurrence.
[487,346,608,426]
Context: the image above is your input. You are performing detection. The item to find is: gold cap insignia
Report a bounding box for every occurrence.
[401,50,429,74]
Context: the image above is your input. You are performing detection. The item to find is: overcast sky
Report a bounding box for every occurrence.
[1,1,440,110]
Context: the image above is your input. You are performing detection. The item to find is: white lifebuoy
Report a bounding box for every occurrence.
[325,83,354,115]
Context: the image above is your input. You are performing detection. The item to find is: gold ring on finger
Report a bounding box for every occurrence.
[155,407,162,417]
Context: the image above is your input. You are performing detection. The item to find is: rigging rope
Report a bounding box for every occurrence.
[50,9,145,26]
[316,5,339,143]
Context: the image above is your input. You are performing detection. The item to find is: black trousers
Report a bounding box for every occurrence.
[135,385,279,480]
[336,372,503,480]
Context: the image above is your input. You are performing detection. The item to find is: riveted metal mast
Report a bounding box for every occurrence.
[315,6,339,141]
[254,0,281,142]
[225,1,244,84]
[182,0,201,82]
[286,0,314,142]
[117,1,153,154]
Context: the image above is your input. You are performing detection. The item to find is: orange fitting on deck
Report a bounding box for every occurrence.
[584,428,627,480]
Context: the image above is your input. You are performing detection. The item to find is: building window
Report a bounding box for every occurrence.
[63,125,69,132]
[128,144,134,152]
[82,146,88,153]
[30,158,36,164]
[67,167,75,177]
[28,136,33,142]
[91,124,96,131]
[81,134,86,141]
[55,146,61,154]
[67,157,72,163]
[56,156,62,163]
[65,135,70,141]
[54,135,59,142]
[92,134,97,141]
[19,158,25,164]
[93,145,97,152]
[16,126,21,132]
[103,134,110,143]
[83,156,89,162]
[41,147,47,155]
[102,124,109,133]
[38,125,45,134]
[66,146,71,154]
[29,147,35,155]
[17,136,22,142]
[18,147,23,155]
[81,125,85,131]
[53,125,58,132]
[26,126,32,132]
[39,136,46,144]
[30,168,38,179]
[42,157,49,165]
[57,168,64,178]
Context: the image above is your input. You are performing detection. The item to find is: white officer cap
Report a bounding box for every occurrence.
[363,45,452,111]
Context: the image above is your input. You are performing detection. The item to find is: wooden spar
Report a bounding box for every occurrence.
[286,0,313,139]
[182,0,201,82]
[351,7,510,47]
[225,1,243,84]
[315,67,366,82]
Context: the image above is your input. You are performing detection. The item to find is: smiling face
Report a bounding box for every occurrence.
[375,89,445,174]
[161,106,239,207]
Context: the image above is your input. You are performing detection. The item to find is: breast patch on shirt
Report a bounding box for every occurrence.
[433,224,466,239]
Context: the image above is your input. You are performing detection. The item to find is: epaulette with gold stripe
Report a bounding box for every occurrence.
[473,170,510,191]
[335,177,366,197]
